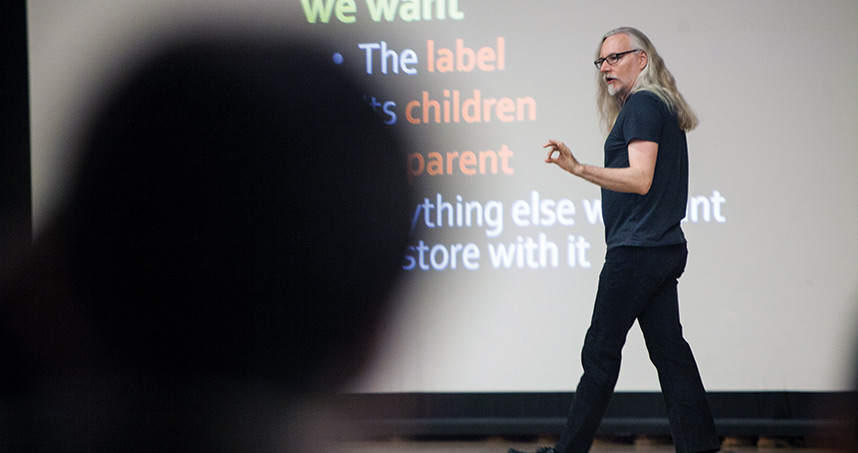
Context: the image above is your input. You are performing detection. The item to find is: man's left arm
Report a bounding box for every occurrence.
[544,139,658,195]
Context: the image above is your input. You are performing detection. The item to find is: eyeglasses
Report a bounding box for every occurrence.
[594,49,641,69]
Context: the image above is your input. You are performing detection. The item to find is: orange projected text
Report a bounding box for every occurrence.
[426,37,505,73]
[405,89,536,124]
[407,144,514,182]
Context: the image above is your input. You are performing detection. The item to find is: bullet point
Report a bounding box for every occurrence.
[332,52,344,65]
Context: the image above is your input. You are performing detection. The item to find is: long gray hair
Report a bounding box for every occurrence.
[596,27,698,134]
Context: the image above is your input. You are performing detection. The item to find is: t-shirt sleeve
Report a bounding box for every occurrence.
[621,92,666,145]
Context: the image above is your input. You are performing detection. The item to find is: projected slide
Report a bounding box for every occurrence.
[28,0,858,394]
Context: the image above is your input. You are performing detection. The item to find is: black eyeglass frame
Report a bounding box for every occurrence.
[594,49,642,69]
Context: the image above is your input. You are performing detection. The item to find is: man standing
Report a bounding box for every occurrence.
[509,27,720,453]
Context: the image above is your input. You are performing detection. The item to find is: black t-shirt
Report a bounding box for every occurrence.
[601,90,688,248]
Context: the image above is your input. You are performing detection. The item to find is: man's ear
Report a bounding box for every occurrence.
[639,50,648,70]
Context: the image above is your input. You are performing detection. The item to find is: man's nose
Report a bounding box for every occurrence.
[599,61,610,72]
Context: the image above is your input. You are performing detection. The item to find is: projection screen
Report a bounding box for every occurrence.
[28,0,858,394]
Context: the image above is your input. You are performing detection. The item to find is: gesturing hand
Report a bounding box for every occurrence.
[543,139,581,175]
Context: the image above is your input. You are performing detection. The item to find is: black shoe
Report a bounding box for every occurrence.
[507,448,557,453]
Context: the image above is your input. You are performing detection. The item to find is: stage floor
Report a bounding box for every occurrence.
[326,438,840,452]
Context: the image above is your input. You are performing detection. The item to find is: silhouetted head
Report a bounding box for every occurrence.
[5,35,412,395]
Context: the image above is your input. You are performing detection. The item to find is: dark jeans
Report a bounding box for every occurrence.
[555,244,720,453]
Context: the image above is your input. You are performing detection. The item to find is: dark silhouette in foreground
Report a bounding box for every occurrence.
[1,34,412,451]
